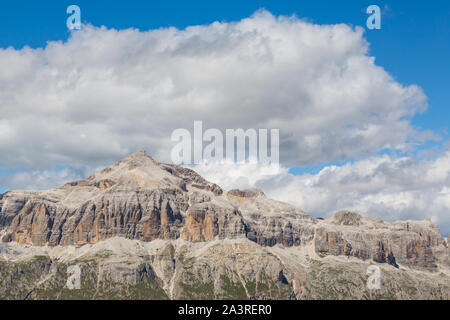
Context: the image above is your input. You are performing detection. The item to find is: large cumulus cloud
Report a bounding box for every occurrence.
[0,10,430,170]
[1,10,448,234]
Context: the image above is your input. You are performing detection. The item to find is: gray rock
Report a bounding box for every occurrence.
[0,151,449,281]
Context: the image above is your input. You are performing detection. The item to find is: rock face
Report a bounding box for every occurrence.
[0,152,448,271]
[0,152,449,300]
[0,237,448,300]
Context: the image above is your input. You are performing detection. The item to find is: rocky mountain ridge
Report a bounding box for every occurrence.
[0,152,449,299]
[1,152,448,270]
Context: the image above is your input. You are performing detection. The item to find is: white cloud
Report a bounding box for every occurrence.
[1,10,447,234]
[0,10,431,171]
[193,152,450,236]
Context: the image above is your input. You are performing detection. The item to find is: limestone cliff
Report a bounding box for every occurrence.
[0,152,448,271]
[0,152,449,300]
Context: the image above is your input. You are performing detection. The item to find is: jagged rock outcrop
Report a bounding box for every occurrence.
[0,152,449,274]
[0,237,448,300]
[313,212,446,270]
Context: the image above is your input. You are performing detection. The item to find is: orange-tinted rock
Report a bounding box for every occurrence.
[0,153,447,272]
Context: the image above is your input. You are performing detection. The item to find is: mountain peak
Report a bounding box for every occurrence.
[58,152,223,198]
[0,152,449,299]
[115,151,157,168]
[121,151,154,161]
[0,153,447,273]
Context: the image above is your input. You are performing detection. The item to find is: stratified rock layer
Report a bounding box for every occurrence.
[0,152,449,272]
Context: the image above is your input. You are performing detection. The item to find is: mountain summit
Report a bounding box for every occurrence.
[0,153,449,299]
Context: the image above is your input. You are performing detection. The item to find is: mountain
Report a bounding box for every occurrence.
[0,152,449,299]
